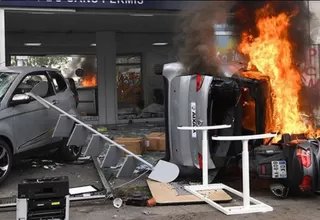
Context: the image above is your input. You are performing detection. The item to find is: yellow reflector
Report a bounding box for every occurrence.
[51,202,60,206]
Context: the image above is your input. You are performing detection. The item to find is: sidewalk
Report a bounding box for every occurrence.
[1,195,320,220]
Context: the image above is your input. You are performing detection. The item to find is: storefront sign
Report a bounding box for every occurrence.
[0,0,188,10]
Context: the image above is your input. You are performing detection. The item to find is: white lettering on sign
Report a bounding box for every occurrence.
[190,102,197,138]
[110,0,143,4]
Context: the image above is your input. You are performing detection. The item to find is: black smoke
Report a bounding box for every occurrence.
[174,1,234,75]
[228,0,312,64]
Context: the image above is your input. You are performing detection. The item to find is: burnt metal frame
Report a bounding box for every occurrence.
[206,75,269,169]
[231,76,269,142]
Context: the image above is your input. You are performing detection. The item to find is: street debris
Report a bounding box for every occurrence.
[27,159,67,171]
[146,198,156,207]
[142,211,151,215]
[97,126,107,132]
[113,198,123,209]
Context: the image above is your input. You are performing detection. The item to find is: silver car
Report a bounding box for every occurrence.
[160,62,268,178]
[0,67,81,184]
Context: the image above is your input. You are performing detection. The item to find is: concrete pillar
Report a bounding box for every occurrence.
[5,53,10,66]
[96,31,117,125]
[141,53,150,107]
[0,9,5,67]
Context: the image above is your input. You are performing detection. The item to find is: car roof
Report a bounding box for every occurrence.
[0,66,59,76]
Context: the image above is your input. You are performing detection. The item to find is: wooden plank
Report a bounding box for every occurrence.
[146,180,232,204]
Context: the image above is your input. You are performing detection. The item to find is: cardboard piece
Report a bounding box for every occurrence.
[145,132,162,151]
[114,137,145,155]
[147,180,232,204]
[145,132,166,152]
[158,133,166,152]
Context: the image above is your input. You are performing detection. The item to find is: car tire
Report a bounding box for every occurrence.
[58,138,82,162]
[0,139,13,185]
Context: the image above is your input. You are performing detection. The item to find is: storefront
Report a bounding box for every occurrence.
[0,0,238,125]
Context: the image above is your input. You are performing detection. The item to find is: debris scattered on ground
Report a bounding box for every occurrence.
[146,198,156,207]
[97,126,107,132]
[125,191,150,206]
[133,164,151,174]
[78,156,91,160]
[138,103,164,118]
[142,211,151,215]
[24,159,68,171]
[113,198,123,209]
[96,122,165,139]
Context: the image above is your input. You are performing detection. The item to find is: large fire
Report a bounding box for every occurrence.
[81,73,97,87]
[238,4,320,141]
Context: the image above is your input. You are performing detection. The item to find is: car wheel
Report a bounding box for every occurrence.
[58,139,82,162]
[0,139,12,184]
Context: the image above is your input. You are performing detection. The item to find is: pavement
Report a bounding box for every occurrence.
[0,139,319,220]
[0,157,103,198]
[0,193,319,220]
[0,159,319,220]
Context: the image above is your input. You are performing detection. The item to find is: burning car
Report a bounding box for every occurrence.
[157,0,320,197]
[160,1,320,197]
[158,60,320,197]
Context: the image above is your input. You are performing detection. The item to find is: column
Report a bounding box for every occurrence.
[96,31,117,125]
[0,9,5,67]
[5,53,10,66]
[141,52,150,107]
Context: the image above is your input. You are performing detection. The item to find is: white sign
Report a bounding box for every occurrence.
[271,161,287,179]
[190,102,197,138]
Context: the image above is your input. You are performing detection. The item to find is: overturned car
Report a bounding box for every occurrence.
[156,62,320,197]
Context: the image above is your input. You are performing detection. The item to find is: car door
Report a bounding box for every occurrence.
[11,71,57,153]
[46,71,76,143]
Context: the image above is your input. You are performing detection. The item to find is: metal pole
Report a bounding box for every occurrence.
[0,9,5,67]
[202,130,209,187]
[177,125,232,186]
[27,93,154,169]
[242,140,250,208]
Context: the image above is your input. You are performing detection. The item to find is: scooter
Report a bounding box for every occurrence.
[253,134,320,198]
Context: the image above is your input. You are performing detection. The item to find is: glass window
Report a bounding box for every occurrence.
[48,71,67,93]
[117,54,145,120]
[15,72,54,97]
[0,72,19,101]
[116,55,141,64]
[117,65,142,106]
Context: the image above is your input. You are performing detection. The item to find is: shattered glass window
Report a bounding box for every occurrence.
[116,55,141,64]
[0,72,18,101]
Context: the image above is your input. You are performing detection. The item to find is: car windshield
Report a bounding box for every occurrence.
[0,72,19,101]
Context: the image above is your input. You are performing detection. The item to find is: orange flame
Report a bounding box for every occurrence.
[81,73,97,87]
[238,4,319,141]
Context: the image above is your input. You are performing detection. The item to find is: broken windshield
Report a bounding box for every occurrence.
[0,72,19,101]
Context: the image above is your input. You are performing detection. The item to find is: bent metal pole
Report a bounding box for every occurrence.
[27,93,154,169]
